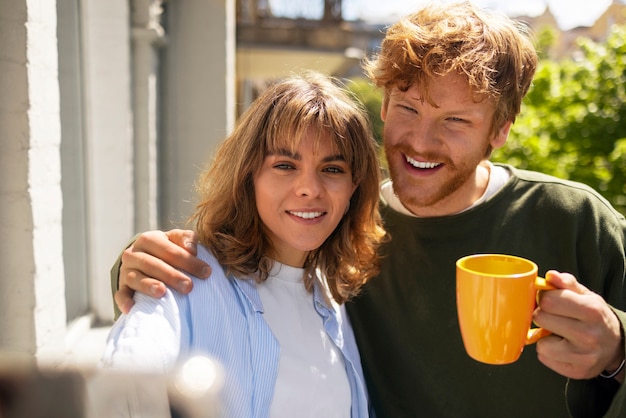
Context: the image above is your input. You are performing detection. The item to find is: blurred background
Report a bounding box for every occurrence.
[0,0,624,396]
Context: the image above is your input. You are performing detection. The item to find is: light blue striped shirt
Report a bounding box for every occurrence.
[102,244,370,417]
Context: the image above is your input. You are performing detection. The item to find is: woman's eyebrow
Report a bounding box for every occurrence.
[270,148,300,159]
[269,148,346,163]
[322,154,347,163]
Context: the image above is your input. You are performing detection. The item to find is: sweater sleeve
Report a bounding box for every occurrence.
[599,307,626,418]
[110,234,140,320]
[565,216,626,418]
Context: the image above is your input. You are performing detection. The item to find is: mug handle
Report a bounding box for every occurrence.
[526,276,556,345]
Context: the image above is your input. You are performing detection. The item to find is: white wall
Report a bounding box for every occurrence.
[80,0,135,322]
[0,0,236,363]
[0,0,67,362]
[160,0,236,226]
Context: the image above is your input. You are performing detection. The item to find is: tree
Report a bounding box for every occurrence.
[493,24,626,214]
[347,78,384,144]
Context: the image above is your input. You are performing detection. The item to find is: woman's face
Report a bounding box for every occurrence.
[254,130,357,267]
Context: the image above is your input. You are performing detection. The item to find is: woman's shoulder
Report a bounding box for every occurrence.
[185,243,253,301]
[180,244,262,326]
[192,244,229,282]
[196,243,221,270]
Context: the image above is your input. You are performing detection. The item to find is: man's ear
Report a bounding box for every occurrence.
[380,97,388,121]
[491,121,512,150]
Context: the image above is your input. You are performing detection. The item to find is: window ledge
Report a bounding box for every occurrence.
[64,315,112,368]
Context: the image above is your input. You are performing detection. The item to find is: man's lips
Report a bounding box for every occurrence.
[405,156,442,168]
[406,155,442,169]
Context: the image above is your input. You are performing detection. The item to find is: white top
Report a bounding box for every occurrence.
[258,263,351,417]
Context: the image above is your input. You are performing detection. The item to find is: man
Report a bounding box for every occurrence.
[111,3,626,417]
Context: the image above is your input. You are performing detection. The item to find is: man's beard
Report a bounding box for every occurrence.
[385,144,478,215]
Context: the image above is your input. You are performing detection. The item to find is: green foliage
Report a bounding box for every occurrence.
[493,24,626,214]
[346,78,387,169]
[348,25,626,214]
[534,26,557,61]
[346,78,384,144]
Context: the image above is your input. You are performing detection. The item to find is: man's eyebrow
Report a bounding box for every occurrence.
[270,148,346,163]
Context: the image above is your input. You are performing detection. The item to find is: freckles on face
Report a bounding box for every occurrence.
[253,132,356,267]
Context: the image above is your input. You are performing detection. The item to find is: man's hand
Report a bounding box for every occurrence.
[534,270,625,383]
[114,229,211,314]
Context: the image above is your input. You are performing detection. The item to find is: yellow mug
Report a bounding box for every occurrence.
[456,254,555,365]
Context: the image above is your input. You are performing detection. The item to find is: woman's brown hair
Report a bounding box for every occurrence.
[189,71,386,303]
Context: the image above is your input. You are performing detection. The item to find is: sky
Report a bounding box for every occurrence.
[269,0,615,30]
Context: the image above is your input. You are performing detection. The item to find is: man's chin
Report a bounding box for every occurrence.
[395,189,436,213]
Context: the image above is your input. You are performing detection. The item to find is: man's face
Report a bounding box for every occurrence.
[382,72,510,217]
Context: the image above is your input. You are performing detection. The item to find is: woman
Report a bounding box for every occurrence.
[101,72,386,418]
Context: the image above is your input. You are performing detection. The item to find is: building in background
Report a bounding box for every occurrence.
[514,0,626,59]
[1,0,624,368]
[236,0,384,114]
[0,0,236,365]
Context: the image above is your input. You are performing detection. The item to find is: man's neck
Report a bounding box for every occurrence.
[382,162,511,218]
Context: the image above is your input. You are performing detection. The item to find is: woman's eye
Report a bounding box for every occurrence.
[324,166,347,174]
[274,162,295,170]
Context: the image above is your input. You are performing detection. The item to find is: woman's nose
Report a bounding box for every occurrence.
[295,170,322,197]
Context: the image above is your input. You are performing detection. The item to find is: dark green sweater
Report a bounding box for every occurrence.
[346,165,626,418]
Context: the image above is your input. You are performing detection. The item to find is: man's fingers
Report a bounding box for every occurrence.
[114,274,168,314]
[533,271,623,380]
[133,230,211,279]
[165,229,199,255]
[120,249,194,294]
[123,267,168,296]
[536,335,597,379]
[114,285,137,314]
[545,270,591,295]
